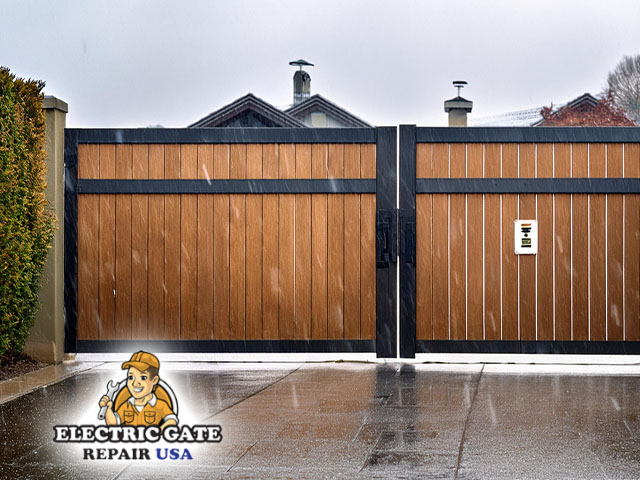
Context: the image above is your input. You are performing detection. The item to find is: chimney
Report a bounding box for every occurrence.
[289,59,314,104]
[444,81,473,126]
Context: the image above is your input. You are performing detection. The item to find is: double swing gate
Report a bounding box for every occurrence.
[65,126,640,357]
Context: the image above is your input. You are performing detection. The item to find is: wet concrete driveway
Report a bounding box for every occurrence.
[1,362,639,479]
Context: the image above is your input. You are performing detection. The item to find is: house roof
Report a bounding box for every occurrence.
[285,94,371,127]
[189,93,307,128]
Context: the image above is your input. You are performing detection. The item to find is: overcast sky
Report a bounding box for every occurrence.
[2,0,639,127]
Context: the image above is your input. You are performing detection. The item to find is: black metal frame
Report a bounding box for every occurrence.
[400,125,640,357]
[64,127,397,357]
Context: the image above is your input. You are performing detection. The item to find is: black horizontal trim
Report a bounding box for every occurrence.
[77,179,376,194]
[75,339,376,354]
[415,126,640,143]
[416,340,640,355]
[67,127,377,144]
[416,178,640,194]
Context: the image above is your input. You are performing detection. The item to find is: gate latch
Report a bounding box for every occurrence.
[376,210,397,268]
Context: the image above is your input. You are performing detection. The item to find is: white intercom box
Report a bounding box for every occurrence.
[514,220,538,255]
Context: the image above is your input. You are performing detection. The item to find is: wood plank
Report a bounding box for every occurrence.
[77,144,99,340]
[572,143,589,340]
[245,144,263,339]
[164,144,181,340]
[536,144,554,340]
[131,144,148,339]
[343,144,361,339]
[196,144,214,340]
[179,146,197,339]
[432,143,449,339]
[295,144,312,339]
[502,144,518,339]
[484,144,501,340]
[624,143,640,340]
[449,143,466,340]
[466,144,483,340]
[98,144,116,339]
[262,144,279,339]
[279,144,296,339]
[213,145,230,339]
[229,144,246,340]
[360,143,376,339]
[327,144,344,339]
[147,145,165,339]
[589,144,606,341]
[115,144,132,339]
[311,144,328,339]
[416,144,433,340]
[518,144,536,341]
[554,143,572,340]
[607,144,624,340]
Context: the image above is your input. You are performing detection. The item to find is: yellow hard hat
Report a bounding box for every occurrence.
[121,351,160,372]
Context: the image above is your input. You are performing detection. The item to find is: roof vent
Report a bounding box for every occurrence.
[444,80,473,126]
[290,59,314,105]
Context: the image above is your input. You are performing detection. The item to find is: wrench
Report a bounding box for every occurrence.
[98,380,121,421]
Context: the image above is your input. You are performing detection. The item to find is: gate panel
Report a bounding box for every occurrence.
[66,128,396,355]
[400,126,640,355]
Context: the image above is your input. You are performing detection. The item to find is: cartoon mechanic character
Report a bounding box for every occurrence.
[99,351,178,429]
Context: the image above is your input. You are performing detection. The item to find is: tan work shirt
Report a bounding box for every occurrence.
[114,393,177,426]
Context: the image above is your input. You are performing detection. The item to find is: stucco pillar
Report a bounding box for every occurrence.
[25,96,68,364]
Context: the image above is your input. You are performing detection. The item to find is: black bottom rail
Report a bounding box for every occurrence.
[76,339,376,354]
[417,340,640,355]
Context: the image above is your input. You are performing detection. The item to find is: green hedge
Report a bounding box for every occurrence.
[0,68,55,363]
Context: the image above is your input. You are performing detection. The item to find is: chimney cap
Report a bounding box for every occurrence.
[289,59,314,69]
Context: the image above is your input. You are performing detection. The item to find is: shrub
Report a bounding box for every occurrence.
[0,67,55,363]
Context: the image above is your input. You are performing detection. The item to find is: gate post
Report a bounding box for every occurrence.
[399,125,417,358]
[376,127,397,358]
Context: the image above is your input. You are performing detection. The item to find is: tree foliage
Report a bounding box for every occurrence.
[606,54,640,124]
[0,67,55,362]
[539,93,635,126]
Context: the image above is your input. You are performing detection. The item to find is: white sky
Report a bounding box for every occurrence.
[2,0,639,127]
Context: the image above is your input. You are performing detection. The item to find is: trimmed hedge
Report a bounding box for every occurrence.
[0,68,55,363]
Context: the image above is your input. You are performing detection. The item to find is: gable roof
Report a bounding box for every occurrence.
[189,93,307,128]
[285,94,371,127]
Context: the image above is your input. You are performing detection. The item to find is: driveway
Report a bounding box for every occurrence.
[1,361,639,479]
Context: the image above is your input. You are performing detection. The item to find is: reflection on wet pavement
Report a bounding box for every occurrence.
[0,362,639,478]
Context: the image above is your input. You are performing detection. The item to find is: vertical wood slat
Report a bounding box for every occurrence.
[213,145,230,339]
[554,143,572,340]
[164,145,181,340]
[98,144,116,340]
[502,144,518,340]
[327,144,344,339]
[343,144,361,339]
[279,144,296,339]
[131,144,148,339]
[196,144,214,340]
[229,145,246,340]
[518,144,536,341]
[449,144,466,340]
[572,143,589,340]
[360,143,377,339]
[432,144,449,339]
[624,143,640,340]
[607,144,624,340]
[416,143,433,340]
[148,145,165,339]
[311,144,328,339]
[245,144,263,339]
[484,144,501,340]
[295,145,312,339]
[115,144,132,339]
[589,144,606,341]
[262,144,279,339]
[77,145,100,340]
[180,145,198,339]
[536,144,554,341]
[466,144,483,340]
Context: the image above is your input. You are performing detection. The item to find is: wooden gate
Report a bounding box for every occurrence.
[399,126,640,356]
[64,128,397,356]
